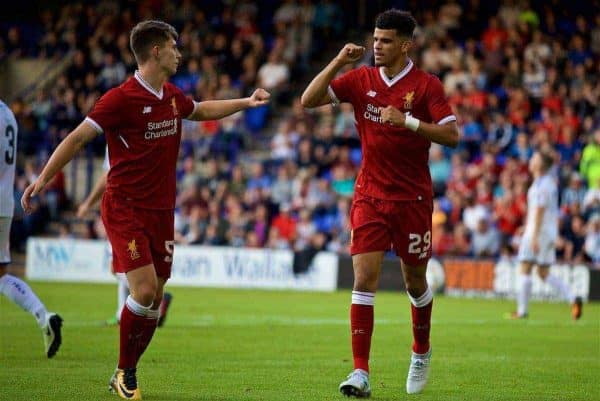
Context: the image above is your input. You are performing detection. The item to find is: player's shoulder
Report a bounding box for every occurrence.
[164,81,186,96]
[101,83,127,103]
[0,100,16,123]
[412,65,442,87]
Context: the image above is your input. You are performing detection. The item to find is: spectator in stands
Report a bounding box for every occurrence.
[471,217,501,258]
[580,129,600,189]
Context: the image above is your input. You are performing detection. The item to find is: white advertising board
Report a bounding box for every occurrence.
[26,238,338,292]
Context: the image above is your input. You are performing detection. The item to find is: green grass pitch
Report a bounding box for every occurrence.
[1,282,598,401]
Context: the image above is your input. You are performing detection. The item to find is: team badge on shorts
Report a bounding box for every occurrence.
[127,239,140,260]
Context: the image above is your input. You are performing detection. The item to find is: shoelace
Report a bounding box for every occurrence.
[348,372,368,388]
[123,368,138,390]
[409,358,428,380]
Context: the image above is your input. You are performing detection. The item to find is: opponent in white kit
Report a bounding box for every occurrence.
[0,100,63,357]
[513,151,582,320]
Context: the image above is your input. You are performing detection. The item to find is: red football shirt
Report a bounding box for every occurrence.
[329,60,456,201]
[86,72,195,209]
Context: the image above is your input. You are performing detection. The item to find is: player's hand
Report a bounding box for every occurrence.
[379,106,406,127]
[76,200,91,219]
[531,237,540,254]
[248,88,270,107]
[335,43,365,65]
[21,180,46,214]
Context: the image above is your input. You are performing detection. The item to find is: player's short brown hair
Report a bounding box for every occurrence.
[129,20,178,64]
[375,9,416,38]
[538,151,555,171]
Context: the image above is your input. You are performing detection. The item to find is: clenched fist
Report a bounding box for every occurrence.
[335,43,366,65]
[379,106,406,127]
[248,88,270,107]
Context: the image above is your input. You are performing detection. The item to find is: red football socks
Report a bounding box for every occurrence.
[350,303,374,372]
[118,305,147,369]
[135,313,158,365]
[411,300,433,354]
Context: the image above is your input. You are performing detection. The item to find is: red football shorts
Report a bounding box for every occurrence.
[101,192,175,278]
[349,193,433,266]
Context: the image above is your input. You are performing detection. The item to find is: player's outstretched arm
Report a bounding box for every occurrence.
[21,121,98,213]
[379,106,460,148]
[77,170,108,218]
[301,43,365,108]
[187,88,270,121]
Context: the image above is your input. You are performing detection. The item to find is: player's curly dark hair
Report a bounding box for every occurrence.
[130,20,178,64]
[375,9,417,38]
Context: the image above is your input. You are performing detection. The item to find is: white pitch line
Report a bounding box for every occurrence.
[0,315,593,328]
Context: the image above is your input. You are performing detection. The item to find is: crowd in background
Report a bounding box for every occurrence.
[2,0,600,267]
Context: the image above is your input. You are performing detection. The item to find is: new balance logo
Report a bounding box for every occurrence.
[367,90,377,97]
[143,106,152,114]
[418,252,428,259]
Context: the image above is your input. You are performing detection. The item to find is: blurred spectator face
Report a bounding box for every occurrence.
[572,216,585,234]
[476,218,489,233]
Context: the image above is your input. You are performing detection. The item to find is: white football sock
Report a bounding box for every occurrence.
[125,295,152,316]
[0,274,48,327]
[545,274,575,303]
[116,277,130,320]
[517,274,532,316]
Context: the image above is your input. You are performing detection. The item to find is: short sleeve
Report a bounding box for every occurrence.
[176,91,195,119]
[329,67,364,106]
[425,76,456,125]
[86,88,125,133]
[534,181,553,208]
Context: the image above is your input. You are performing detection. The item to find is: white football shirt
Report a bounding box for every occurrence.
[524,173,559,241]
[0,100,17,217]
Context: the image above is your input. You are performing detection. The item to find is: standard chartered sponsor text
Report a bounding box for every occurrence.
[145,118,177,139]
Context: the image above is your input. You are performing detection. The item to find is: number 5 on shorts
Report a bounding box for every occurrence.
[164,240,175,262]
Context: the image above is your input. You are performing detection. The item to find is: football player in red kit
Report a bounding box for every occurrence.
[301,9,459,397]
[22,20,269,400]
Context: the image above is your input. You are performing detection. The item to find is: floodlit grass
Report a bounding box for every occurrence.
[1,282,598,400]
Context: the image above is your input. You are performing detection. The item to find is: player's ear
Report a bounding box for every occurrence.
[152,45,160,59]
[401,39,413,53]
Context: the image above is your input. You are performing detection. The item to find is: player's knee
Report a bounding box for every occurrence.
[404,274,427,295]
[537,269,549,280]
[353,274,378,292]
[134,283,158,306]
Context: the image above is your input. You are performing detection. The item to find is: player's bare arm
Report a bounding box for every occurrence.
[187,88,270,121]
[379,105,459,148]
[21,121,98,213]
[77,170,108,218]
[301,43,365,108]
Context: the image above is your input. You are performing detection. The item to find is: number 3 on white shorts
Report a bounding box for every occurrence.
[164,240,175,262]
[408,231,431,258]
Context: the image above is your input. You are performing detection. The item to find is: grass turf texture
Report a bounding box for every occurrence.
[1,282,598,401]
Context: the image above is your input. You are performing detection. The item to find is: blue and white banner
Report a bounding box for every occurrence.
[26,238,338,292]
